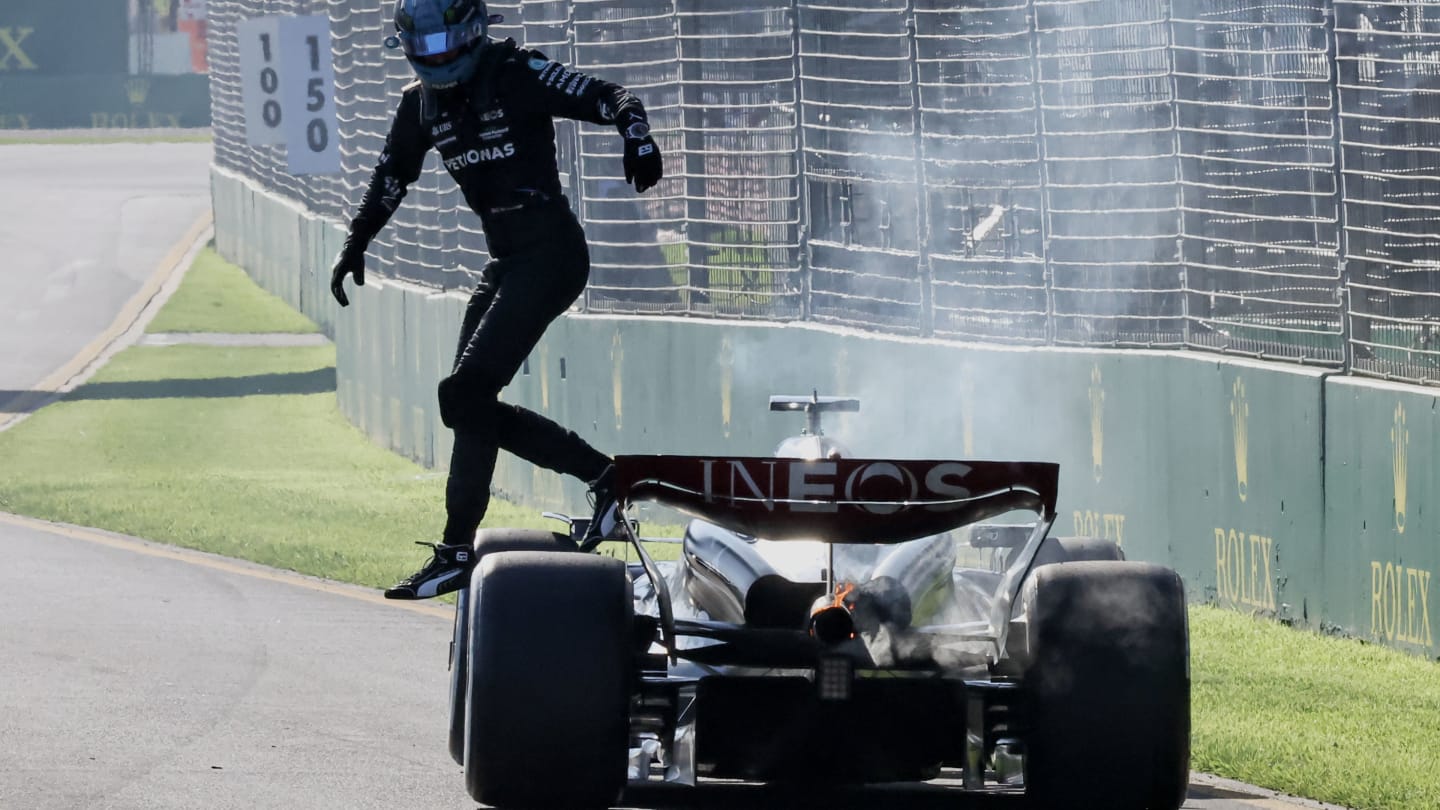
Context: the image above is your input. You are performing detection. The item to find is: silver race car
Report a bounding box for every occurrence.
[446,395,1190,810]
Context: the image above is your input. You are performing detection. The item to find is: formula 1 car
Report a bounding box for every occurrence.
[446,395,1190,810]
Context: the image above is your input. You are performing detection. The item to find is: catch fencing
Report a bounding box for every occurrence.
[208,0,1440,384]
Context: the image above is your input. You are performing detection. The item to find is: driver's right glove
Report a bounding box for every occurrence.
[330,243,366,307]
[622,122,664,194]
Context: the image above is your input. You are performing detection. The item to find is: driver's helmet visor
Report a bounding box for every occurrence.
[397,27,479,58]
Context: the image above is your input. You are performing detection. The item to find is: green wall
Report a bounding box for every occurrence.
[0,73,211,130]
[1,0,127,75]
[212,166,1438,657]
[1325,378,1440,653]
[0,0,210,129]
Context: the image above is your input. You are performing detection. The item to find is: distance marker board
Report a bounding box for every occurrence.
[238,14,340,175]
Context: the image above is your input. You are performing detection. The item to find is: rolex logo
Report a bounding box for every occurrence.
[1089,364,1104,483]
[1393,402,1408,534]
[124,77,151,107]
[1231,377,1249,503]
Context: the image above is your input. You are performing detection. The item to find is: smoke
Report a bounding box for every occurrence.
[859,623,936,669]
[626,0,1306,672]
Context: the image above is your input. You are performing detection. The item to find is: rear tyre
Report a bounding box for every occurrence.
[464,550,632,808]
[1031,535,1124,568]
[448,530,575,766]
[1021,561,1189,810]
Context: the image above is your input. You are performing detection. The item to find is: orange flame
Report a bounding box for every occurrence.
[814,581,855,616]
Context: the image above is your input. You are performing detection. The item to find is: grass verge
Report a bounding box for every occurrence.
[1190,606,1440,809]
[0,339,671,587]
[0,247,665,589]
[146,246,319,334]
[3,247,1438,809]
[0,344,479,588]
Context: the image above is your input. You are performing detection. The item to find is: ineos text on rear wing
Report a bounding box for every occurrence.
[613,456,1059,544]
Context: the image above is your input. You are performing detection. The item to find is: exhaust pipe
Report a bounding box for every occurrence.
[808,599,856,644]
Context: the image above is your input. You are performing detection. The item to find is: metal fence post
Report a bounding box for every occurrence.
[1323,0,1355,372]
[563,0,588,313]
[904,3,934,337]
[791,0,813,322]
[1026,0,1056,345]
[673,0,697,315]
[568,0,596,314]
[1165,0,1189,349]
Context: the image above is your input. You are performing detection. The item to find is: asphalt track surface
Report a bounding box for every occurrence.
[0,516,1335,810]
[0,141,210,404]
[0,143,1337,810]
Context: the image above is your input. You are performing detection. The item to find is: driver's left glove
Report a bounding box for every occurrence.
[623,122,663,194]
[330,243,366,307]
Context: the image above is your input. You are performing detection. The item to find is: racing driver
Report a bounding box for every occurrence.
[329,0,664,599]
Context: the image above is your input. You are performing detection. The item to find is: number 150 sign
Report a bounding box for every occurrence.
[239,15,341,175]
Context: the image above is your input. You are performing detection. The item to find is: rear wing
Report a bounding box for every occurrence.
[613,455,1059,544]
[770,394,859,437]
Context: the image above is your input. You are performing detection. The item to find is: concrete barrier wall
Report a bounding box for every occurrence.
[212,166,1438,657]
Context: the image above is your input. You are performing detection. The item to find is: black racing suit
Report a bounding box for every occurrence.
[343,39,651,545]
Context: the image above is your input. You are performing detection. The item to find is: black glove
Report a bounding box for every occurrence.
[330,245,365,307]
[622,122,663,194]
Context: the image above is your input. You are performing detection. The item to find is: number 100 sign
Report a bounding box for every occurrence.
[238,14,341,175]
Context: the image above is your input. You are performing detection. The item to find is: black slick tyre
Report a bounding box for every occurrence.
[1021,561,1190,810]
[448,530,576,765]
[464,550,632,808]
[1031,535,1124,568]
